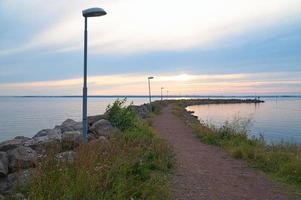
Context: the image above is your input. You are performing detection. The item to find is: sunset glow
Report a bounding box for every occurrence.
[0,0,300,96]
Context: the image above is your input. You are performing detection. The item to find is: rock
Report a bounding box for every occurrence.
[88,115,106,127]
[0,177,9,194]
[62,131,81,150]
[62,131,80,142]
[32,129,61,144]
[22,139,34,148]
[0,169,35,194]
[56,151,75,164]
[0,139,24,152]
[24,128,62,154]
[33,128,61,138]
[0,152,8,176]
[8,169,35,189]
[129,104,149,118]
[59,119,82,133]
[23,139,60,156]
[14,136,30,141]
[90,119,118,137]
[8,146,37,173]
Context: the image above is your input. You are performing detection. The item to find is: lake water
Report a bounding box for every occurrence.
[186,98,301,144]
[0,97,154,142]
[0,97,300,144]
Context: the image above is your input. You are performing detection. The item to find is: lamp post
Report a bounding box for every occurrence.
[148,76,154,111]
[82,7,107,142]
[161,87,164,101]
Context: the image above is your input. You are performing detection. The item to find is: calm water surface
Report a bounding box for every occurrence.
[186,98,301,144]
[1,97,300,143]
[0,97,154,141]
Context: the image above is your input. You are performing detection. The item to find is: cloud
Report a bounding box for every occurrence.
[1,0,301,56]
[0,72,300,96]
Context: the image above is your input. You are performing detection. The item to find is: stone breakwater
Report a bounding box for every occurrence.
[0,115,118,195]
[0,103,151,197]
[174,98,264,107]
[0,99,262,197]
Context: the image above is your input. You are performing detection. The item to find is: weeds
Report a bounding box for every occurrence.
[19,100,173,200]
[173,103,301,191]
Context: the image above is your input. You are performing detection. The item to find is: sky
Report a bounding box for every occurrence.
[0,0,301,96]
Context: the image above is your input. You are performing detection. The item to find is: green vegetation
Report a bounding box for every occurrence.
[106,98,137,131]
[172,103,301,193]
[150,101,165,115]
[18,100,173,200]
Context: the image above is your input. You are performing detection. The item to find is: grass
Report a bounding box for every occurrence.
[172,102,301,195]
[15,99,173,200]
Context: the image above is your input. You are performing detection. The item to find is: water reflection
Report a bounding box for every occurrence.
[0,97,154,141]
[186,98,301,144]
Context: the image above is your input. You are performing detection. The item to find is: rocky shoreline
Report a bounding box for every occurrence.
[0,99,262,197]
[173,98,264,107]
[0,103,150,197]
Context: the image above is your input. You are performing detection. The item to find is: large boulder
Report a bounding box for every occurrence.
[33,128,61,138]
[24,138,59,156]
[8,146,37,173]
[32,129,61,144]
[88,115,106,127]
[129,104,150,118]
[90,119,118,137]
[62,131,81,150]
[24,128,62,154]
[0,152,8,176]
[14,136,30,141]
[0,169,35,194]
[0,176,10,194]
[7,169,35,189]
[0,139,24,152]
[58,119,82,133]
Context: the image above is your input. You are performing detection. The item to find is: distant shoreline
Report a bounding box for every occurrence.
[0,95,301,98]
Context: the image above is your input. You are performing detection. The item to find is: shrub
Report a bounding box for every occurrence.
[106,98,137,131]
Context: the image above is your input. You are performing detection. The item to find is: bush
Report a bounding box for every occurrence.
[106,98,137,131]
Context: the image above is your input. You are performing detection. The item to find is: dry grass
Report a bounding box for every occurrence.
[16,101,173,200]
[172,102,301,196]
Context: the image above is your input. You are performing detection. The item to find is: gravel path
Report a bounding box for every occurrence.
[152,105,290,200]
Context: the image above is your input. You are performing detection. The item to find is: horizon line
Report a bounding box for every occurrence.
[0,95,301,98]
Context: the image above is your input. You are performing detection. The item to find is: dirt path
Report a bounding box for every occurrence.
[152,105,290,200]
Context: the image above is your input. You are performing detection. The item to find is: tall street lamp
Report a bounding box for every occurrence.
[148,76,154,111]
[161,87,164,101]
[82,7,107,142]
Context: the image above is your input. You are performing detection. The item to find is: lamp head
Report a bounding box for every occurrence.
[148,76,154,80]
[83,7,107,17]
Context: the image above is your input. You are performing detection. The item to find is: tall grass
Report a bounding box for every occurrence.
[18,100,173,200]
[173,104,301,191]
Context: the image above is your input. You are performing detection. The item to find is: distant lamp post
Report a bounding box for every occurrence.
[166,90,169,99]
[148,76,154,111]
[161,87,164,101]
[82,7,107,142]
